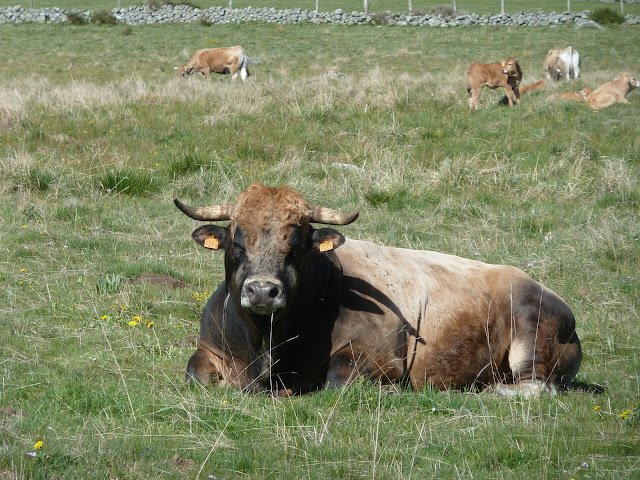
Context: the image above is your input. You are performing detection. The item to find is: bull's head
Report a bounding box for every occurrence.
[501,58,519,76]
[175,183,358,316]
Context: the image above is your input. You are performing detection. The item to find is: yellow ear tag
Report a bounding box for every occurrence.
[204,236,219,250]
[319,240,334,252]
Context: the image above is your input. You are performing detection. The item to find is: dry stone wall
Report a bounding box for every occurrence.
[1,4,639,26]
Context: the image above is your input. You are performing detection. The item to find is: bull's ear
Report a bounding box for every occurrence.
[192,225,230,251]
[312,228,346,253]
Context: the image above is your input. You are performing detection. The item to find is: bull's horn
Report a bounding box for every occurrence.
[174,199,235,221]
[311,206,359,225]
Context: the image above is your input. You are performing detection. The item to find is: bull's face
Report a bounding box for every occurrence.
[176,183,358,317]
[501,58,519,76]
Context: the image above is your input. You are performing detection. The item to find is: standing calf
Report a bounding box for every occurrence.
[466,58,523,110]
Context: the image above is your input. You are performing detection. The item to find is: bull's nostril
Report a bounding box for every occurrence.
[268,286,279,298]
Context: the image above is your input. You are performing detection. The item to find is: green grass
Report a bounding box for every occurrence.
[1,22,640,479]
[2,0,640,15]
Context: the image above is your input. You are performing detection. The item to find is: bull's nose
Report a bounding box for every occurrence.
[241,279,286,314]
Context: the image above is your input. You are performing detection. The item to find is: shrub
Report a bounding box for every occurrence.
[370,11,393,25]
[67,11,87,25]
[197,15,212,26]
[429,5,457,19]
[167,0,202,7]
[589,7,624,24]
[143,0,166,9]
[92,9,118,25]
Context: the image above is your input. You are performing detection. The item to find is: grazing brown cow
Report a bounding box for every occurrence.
[466,58,523,110]
[587,73,640,109]
[176,46,249,80]
[544,47,581,81]
[546,87,592,103]
[175,183,581,398]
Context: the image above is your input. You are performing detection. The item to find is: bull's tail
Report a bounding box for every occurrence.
[519,80,546,95]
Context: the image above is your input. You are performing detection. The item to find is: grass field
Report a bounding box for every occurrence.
[1,21,639,479]
[1,0,639,16]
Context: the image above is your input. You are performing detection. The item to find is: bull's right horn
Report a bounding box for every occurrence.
[311,206,359,225]
[174,199,235,221]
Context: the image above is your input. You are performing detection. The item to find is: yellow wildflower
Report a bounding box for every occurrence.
[593,405,601,411]
[128,320,138,327]
[132,315,141,321]
[101,315,108,320]
[146,322,154,328]
[34,441,43,450]
[20,268,27,272]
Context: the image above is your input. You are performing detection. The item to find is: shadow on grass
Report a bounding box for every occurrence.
[570,378,606,395]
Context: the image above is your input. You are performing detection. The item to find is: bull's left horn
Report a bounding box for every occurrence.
[311,206,359,225]
[174,199,235,221]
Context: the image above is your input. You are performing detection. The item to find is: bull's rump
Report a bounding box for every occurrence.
[335,239,578,389]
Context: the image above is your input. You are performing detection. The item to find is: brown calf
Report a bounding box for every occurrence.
[546,88,592,103]
[466,58,523,110]
[587,73,640,109]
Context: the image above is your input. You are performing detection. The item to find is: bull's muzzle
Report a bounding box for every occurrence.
[241,278,286,315]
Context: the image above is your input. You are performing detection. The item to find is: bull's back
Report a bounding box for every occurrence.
[335,239,579,389]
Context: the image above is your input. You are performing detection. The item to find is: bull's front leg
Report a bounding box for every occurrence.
[325,352,363,388]
[186,345,224,385]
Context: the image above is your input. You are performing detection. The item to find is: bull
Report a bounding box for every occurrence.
[175,183,581,397]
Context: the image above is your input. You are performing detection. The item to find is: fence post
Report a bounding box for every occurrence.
[229,0,232,10]
[621,0,624,15]
[452,0,456,13]
[567,0,570,12]
[363,0,368,16]
[315,0,318,15]
[501,0,504,15]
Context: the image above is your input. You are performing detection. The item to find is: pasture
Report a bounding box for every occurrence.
[1,20,639,479]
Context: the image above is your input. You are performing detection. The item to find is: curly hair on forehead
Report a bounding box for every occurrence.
[234,183,313,227]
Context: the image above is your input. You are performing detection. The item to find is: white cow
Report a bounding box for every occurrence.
[544,47,580,81]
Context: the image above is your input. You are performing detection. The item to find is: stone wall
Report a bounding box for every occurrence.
[1,4,639,26]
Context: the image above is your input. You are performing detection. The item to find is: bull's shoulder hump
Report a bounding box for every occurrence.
[338,238,530,282]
